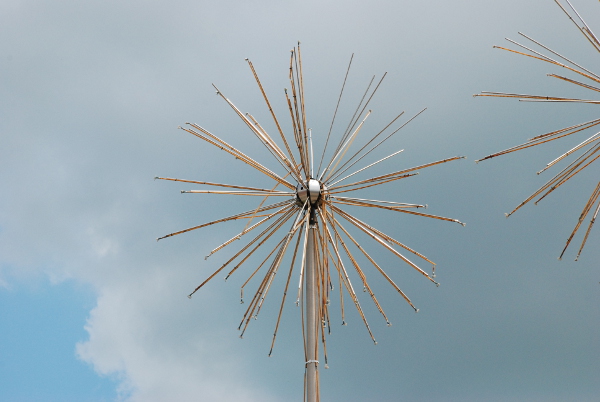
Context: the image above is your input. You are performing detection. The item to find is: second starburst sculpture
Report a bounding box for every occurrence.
[475,0,600,260]
[158,43,465,401]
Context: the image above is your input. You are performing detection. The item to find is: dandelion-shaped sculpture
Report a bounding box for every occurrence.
[475,0,600,260]
[158,44,465,401]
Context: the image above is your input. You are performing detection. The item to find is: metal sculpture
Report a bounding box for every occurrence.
[475,0,600,260]
[158,43,464,401]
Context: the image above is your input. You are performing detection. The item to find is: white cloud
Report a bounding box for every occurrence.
[76,271,276,402]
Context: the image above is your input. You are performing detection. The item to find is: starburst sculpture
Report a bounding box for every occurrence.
[475,0,600,260]
[158,43,464,401]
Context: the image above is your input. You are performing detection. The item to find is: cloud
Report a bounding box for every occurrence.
[76,271,276,402]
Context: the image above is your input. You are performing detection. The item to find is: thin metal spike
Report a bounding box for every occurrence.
[328,108,428,184]
[296,213,311,304]
[575,193,600,260]
[491,44,600,84]
[517,31,600,80]
[330,156,465,191]
[157,200,292,241]
[559,181,600,259]
[324,110,372,182]
[245,58,302,176]
[212,85,298,178]
[328,149,404,187]
[331,196,424,208]
[331,198,465,226]
[337,73,388,156]
[206,208,291,260]
[225,208,298,281]
[537,132,600,174]
[269,227,303,356]
[330,204,437,283]
[328,173,419,195]
[318,53,354,176]
[324,210,418,310]
[329,217,390,323]
[547,74,600,92]
[320,75,376,181]
[322,220,377,343]
[182,190,292,196]
[188,207,296,298]
[183,124,294,189]
[156,177,291,192]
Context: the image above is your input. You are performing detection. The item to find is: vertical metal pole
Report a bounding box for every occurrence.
[305,208,319,402]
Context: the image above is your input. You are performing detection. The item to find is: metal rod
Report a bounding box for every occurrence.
[326,111,406,183]
[245,58,301,175]
[328,149,404,187]
[157,200,292,241]
[182,190,292,196]
[304,215,319,402]
[324,110,372,182]
[330,156,465,191]
[317,53,354,176]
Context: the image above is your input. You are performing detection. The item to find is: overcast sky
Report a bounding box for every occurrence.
[1,0,599,401]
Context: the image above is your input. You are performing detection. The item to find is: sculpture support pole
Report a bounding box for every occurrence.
[305,208,319,402]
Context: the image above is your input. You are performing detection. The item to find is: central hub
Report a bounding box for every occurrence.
[295,179,325,207]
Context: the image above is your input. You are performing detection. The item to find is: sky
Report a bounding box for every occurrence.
[1,0,599,401]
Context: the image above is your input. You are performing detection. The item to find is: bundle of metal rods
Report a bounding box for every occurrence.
[474,0,600,260]
[158,42,464,401]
